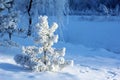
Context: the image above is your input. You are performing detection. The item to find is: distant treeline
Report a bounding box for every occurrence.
[68,0,120,15]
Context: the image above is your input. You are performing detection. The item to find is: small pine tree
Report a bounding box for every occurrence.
[14,16,73,72]
[0,12,18,40]
[0,0,19,47]
[0,0,18,40]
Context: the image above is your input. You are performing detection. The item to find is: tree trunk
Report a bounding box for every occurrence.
[44,51,47,65]
[27,0,33,36]
[9,33,12,40]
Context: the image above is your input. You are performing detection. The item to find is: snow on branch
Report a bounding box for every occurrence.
[14,16,73,72]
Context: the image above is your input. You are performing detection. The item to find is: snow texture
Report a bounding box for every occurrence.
[0,41,120,80]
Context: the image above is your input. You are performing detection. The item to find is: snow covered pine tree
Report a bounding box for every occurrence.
[0,0,18,47]
[0,0,18,40]
[0,12,18,40]
[14,16,73,72]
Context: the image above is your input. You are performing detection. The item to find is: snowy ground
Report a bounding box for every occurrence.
[0,41,120,80]
[63,16,120,53]
[0,16,120,80]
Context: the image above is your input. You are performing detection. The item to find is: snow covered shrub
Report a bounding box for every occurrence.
[0,12,18,40]
[0,0,18,40]
[0,0,14,11]
[14,16,73,72]
[0,11,19,47]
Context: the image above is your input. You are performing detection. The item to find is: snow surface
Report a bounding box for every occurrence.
[0,41,120,80]
[63,16,120,53]
[0,16,120,80]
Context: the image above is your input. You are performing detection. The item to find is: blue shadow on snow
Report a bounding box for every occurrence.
[0,63,26,72]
